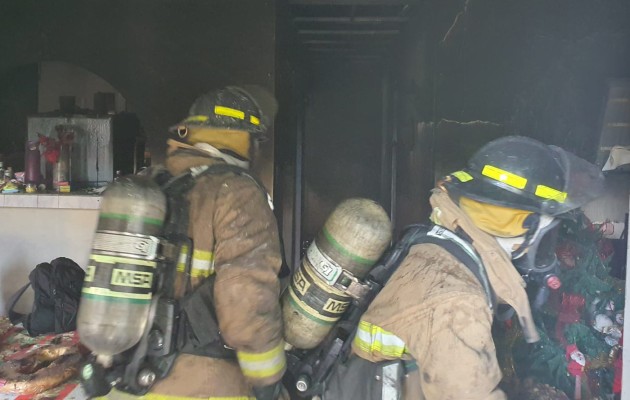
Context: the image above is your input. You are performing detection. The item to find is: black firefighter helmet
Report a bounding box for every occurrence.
[443,136,604,217]
[170,86,277,140]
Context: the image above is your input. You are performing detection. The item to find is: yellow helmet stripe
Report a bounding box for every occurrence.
[452,170,473,182]
[249,115,260,125]
[535,184,567,202]
[184,115,210,123]
[482,165,527,190]
[215,106,245,120]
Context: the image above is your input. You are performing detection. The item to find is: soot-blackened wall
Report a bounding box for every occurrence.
[0,0,277,180]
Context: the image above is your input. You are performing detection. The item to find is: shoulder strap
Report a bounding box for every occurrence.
[411,225,496,311]
[7,283,31,326]
[368,224,496,312]
[160,163,290,278]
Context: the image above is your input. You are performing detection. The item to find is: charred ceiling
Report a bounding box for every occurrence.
[289,0,419,60]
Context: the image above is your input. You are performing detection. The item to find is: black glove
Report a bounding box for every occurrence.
[253,381,282,400]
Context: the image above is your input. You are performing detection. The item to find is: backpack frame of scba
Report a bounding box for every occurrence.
[284,224,496,400]
[80,163,286,397]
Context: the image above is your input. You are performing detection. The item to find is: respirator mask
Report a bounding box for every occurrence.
[496,214,562,310]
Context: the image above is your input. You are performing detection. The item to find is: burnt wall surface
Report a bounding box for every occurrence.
[433,0,630,160]
[274,0,303,266]
[302,59,385,242]
[0,0,276,165]
[0,64,38,170]
[393,0,630,226]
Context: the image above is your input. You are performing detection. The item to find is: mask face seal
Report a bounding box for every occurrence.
[512,215,560,278]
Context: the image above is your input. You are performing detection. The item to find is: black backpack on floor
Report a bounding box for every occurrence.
[8,257,85,336]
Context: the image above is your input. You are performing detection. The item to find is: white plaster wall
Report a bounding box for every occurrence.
[0,207,98,314]
[38,61,126,113]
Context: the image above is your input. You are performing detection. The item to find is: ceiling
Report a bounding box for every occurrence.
[288,0,418,60]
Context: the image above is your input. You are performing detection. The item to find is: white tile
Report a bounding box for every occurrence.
[37,195,59,208]
[4,194,38,208]
[0,194,4,207]
[58,195,102,209]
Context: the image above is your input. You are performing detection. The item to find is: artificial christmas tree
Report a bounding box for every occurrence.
[495,211,625,399]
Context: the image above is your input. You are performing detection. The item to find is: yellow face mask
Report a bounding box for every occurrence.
[459,196,533,238]
[177,126,251,160]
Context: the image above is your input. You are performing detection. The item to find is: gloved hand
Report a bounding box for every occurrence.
[252,381,284,400]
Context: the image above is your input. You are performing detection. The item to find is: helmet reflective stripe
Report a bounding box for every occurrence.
[452,170,473,182]
[535,184,567,202]
[482,165,527,190]
[214,105,245,120]
[184,115,210,123]
[212,106,261,126]
[480,165,567,202]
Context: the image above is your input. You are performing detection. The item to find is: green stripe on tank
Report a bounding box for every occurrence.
[286,294,335,326]
[99,213,163,226]
[322,227,376,266]
[81,292,151,304]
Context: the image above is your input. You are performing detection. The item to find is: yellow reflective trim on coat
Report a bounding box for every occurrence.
[191,248,214,278]
[482,165,527,190]
[176,245,189,273]
[190,266,214,278]
[353,320,407,358]
[452,170,473,183]
[249,115,260,126]
[215,106,245,120]
[535,184,567,202]
[237,342,286,379]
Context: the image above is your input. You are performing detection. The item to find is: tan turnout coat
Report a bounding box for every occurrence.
[351,189,538,400]
[105,143,285,400]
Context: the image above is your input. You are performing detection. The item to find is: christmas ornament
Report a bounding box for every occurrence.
[566,344,586,400]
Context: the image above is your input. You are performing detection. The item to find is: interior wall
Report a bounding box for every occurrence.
[0,64,38,170]
[38,61,126,113]
[393,0,630,228]
[0,0,277,172]
[433,0,630,161]
[274,0,302,267]
[302,60,384,243]
[0,208,98,314]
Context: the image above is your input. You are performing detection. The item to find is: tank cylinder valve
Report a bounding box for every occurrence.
[296,374,311,392]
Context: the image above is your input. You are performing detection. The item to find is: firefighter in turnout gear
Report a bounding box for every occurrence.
[322,136,604,400]
[103,86,287,400]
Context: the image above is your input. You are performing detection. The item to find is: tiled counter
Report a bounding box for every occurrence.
[0,193,101,209]
[0,194,101,313]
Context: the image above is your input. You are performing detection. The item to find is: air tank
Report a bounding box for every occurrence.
[282,198,392,349]
[77,175,166,357]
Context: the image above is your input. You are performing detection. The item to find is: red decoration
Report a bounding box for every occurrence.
[37,126,75,164]
[556,242,579,269]
[566,344,586,400]
[555,293,586,344]
[598,239,615,261]
[38,134,60,164]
